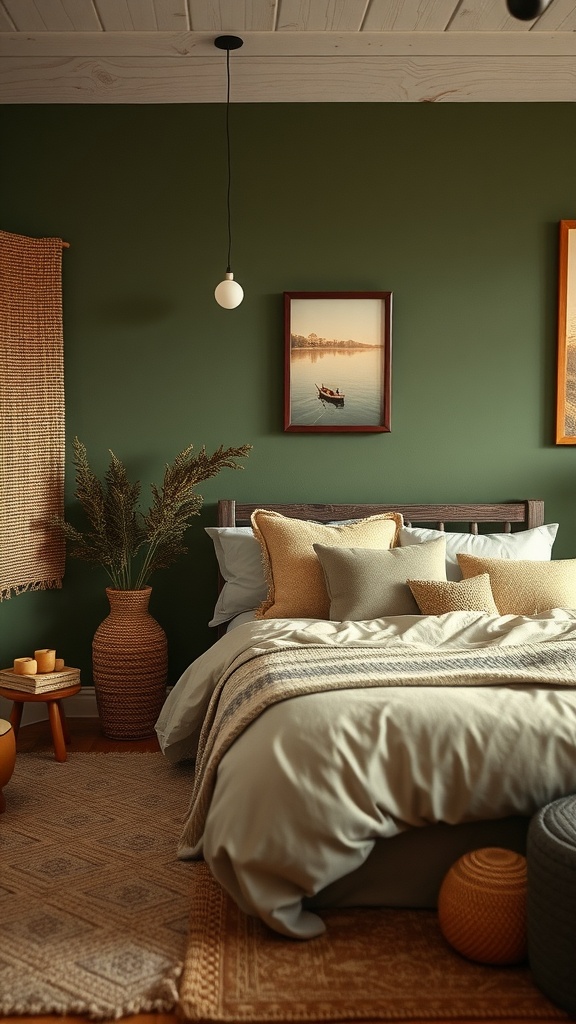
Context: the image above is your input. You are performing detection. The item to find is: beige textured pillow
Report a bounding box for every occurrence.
[313,537,447,620]
[457,554,576,615]
[407,574,498,615]
[251,510,403,619]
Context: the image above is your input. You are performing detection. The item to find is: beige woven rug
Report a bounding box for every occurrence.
[0,229,66,600]
[180,862,568,1023]
[0,751,194,1019]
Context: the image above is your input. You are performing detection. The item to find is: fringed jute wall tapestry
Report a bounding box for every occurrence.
[0,229,67,600]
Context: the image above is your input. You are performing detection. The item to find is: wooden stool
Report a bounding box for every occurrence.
[0,684,81,762]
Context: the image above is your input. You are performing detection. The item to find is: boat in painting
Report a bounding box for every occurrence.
[316,384,345,404]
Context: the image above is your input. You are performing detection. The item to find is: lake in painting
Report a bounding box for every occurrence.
[289,346,385,427]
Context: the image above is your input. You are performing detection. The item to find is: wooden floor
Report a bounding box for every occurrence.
[3,716,175,1024]
[11,714,161,754]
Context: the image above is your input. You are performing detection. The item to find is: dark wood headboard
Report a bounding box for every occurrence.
[217,499,545,534]
[213,499,545,636]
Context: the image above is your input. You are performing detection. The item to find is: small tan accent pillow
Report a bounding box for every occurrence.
[457,554,576,615]
[251,509,403,619]
[314,537,447,620]
[407,574,499,616]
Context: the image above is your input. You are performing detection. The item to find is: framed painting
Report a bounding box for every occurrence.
[284,291,392,433]
[556,220,576,444]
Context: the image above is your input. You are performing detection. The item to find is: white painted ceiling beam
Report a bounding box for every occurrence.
[1,52,575,102]
[2,30,576,56]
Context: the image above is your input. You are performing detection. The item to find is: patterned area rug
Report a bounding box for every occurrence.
[0,751,194,1019]
[179,862,569,1023]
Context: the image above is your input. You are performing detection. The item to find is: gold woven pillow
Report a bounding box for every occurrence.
[457,554,576,615]
[251,509,403,619]
[407,574,498,616]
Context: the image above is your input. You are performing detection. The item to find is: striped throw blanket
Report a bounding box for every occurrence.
[179,639,576,851]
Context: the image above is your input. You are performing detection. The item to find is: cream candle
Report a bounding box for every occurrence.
[13,657,37,675]
[35,649,56,673]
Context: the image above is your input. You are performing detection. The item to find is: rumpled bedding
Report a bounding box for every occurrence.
[155,609,576,939]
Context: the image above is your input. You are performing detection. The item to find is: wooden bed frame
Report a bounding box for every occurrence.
[218,498,545,532]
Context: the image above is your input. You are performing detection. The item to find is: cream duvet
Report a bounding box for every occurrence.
[156,609,576,938]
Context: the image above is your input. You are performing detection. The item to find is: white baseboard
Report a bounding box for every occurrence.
[0,686,99,725]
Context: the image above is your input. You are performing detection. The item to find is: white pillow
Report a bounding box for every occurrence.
[398,523,558,582]
[205,527,267,627]
[206,517,374,626]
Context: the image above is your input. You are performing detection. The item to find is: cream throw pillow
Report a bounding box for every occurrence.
[457,554,576,615]
[313,537,447,620]
[251,509,403,619]
[407,574,498,615]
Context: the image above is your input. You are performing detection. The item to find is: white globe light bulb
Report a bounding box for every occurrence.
[215,272,244,309]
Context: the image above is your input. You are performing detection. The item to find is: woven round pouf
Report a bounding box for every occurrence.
[0,718,16,813]
[438,847,527,964]
[527,795,576,1015]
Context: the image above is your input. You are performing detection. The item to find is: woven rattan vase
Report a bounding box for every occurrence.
[92,586,168,741]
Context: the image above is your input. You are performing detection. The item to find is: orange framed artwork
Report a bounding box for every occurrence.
[283,291,392,434]
[556,220,576,444]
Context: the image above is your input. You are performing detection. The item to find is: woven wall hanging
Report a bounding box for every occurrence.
[0,229,67,600]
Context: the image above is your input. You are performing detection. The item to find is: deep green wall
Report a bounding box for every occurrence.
[1,103,576,685]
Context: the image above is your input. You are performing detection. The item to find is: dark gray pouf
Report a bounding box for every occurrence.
[527,795,576,1014]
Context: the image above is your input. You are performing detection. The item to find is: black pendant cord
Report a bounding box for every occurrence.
[214,35,243,278]
[225,45,233,273]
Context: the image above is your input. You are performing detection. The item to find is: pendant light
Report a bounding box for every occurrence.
[214,35,244,309]
[506,0,551,17]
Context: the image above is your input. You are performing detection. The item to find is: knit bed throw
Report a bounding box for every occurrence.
[0,229,66,600]
[179,639,576,851]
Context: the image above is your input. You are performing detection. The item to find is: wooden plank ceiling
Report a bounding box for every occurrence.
[1,0,576,102]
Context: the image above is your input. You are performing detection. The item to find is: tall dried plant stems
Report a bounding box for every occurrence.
[53,438,252,590]
[135,444,252,590]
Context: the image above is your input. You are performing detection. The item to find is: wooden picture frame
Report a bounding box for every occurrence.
[556,220,576,444]
[284,291,392,433]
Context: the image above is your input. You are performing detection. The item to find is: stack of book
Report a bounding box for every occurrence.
[0,667,80,694]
